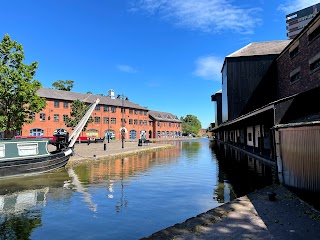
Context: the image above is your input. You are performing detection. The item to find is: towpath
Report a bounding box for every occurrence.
[142,184,320,240]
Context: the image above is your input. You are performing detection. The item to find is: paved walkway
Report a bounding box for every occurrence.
[142,184,320,240]
[63,140,174,166]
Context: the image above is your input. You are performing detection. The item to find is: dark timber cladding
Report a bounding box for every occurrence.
[222,40,291,122]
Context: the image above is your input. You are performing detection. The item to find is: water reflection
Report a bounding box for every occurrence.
[0,170,70,240]
[72,147,182,183]
[65,169,97,212]
[0,140,276,240]
[210,140,274,197]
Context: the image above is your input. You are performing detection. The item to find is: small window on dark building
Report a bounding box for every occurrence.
[308,25,320,42]
[310,57,320,72]
[248,133,252,141]
[95,105,100,111]
[104,106,109,112]
[290,72,300,82]
[290,67,301,83]
[289,46,299,58]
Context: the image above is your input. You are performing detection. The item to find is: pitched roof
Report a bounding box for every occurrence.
[227,40,291,58]
[37,88,148,110]
[148,110,182,123]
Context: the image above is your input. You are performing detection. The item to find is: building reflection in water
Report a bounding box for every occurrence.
[210,140,274,200]
[73,145,183,183]
[0,170,70,239]
[71,144,183,213]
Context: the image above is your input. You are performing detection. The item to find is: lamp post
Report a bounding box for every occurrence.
[119,94,127,148]
[108,106,110,143]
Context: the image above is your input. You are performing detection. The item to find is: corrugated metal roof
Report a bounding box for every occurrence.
[227,40,291,57]
[148,110,182,123]
[37,88,148,110]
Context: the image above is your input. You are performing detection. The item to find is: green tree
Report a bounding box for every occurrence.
[64,99,92,131]
[0,34,46,138]
[181,115,202,136]
[52,80,74,91]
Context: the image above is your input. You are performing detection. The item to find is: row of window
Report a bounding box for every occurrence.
[289,52,320,83]
[157,122,181,127]
[94,105,147,115]
[40,113,68,122]
[38,113,152,126]
[289,22,320,60]
[156,131,182,136]
[37,112,181,128]
[52,100,149,117]
[53,101,69,108]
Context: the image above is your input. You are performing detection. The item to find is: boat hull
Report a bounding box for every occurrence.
[0,150,71,178]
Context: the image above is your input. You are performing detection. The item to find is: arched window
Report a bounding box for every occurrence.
[130,130,137,139]
[86,129,99,137]
[30,128,44,136]
[104,130,115,139]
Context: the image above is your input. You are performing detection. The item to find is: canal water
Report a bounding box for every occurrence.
[0,139,274,240]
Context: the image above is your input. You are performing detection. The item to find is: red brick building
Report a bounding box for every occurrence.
[21,88,182,140]
[148,110,182,138]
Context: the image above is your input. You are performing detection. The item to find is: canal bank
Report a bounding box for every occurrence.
[63,140,174,167]
[142,184,320,240]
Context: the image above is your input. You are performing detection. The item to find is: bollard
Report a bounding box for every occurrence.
[104,143,106,151]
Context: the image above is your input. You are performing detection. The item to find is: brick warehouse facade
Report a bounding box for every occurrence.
[20,88,182,140]
[277,13,320,99]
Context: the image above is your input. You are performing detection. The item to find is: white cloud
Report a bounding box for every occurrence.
[116,64,138,73]
[193,56,222,81]
[131,0,262,34]
[278,0,319,14]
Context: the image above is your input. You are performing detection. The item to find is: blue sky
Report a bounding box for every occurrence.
[1,0,318,128]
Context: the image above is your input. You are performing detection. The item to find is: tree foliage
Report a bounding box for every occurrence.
[181,114,202,136]
[0,34,46,137]
[64,99,92,131]
[52,80,74,91]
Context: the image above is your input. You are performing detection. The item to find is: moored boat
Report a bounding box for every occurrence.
[0,99,100,178]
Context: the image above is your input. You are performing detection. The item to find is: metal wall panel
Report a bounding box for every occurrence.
[279,126,320,191]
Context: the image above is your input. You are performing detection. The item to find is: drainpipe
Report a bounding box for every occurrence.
[273,129,284,184]
[260,124,264,155]
[252,125,255,153]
